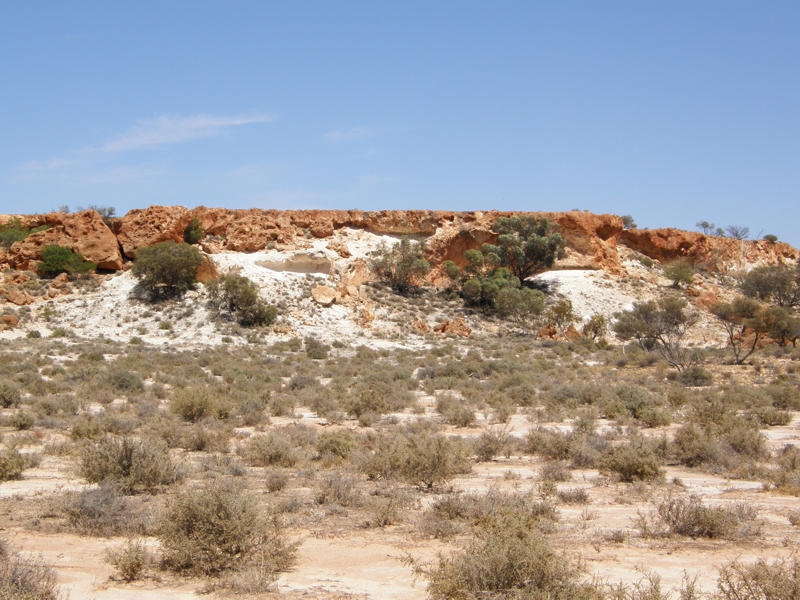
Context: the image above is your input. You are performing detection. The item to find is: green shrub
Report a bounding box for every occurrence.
[107,369,142,393]
[104,538,149,582]
[170,386,229,422]
[0,448,26,481]
[369,237,430,295]
[315,430,355,459]
[436,394,476,428]
[9,411,34,431]
[663,260,695,288]
[243,432,298,467]
[599,438,664,482]
[157,481,298,577]
[206,274,277,327]
[0,381,21,408]
[78,436,177,493]
[132,241,203,301]
[0,218,48,249]
[36,245,95,277]
[183,217,205,245]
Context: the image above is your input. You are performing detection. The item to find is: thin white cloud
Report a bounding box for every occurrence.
[325,126,380,142]
[101,113,276,152]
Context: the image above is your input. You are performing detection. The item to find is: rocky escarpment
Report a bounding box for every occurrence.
[1,206,797,279]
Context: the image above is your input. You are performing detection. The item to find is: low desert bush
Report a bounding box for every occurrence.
[0,381,21,407]
[436,394,476,428]
[315,430,356,460]
[104,538,150,582]
[157,481,298,578]
[412,506,594,600]
[243,431,299,468]
[170,386,230,422]
[716,557,800,599]
[635,494,761,540]
[599,438,665,482]
[0,448,26,481]
[60,484,148,537]
[78,436,178,493]
[0,538,64,600]
[315,471,361,507]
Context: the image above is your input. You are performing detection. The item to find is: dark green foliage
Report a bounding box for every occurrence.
[157,481,298,577]
[0,218,48,249]
[741,264,800,308]
[613,295,700,371]
[132,241,204,301]
[482,215,566,280]
[710,297,772,364]
[36,245,95,277]
[305,336,329,360]
[369,237,430,295]
[764,234,779,243]
[316,430,355,459]
[183,217,205,244]
[207,274,277,327]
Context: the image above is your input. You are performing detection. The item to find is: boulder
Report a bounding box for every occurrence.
[117,206,192,258]
[311,285,338,306]
[6,210,123,270]
[326,239,352,258]
[411,319,430,334]
[433,318,472,337]
[5,287,34,306]
[0,314,19,329]
[196,254,219,284]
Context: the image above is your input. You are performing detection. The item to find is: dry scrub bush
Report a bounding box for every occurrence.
[0,381,21,408]
[0,448,26,481]
[635,494,761,540]
[315,471,362,507]
[436,394,476,428]
[315,430,356,460]
[60,483,149,536]
[157,481,298,579]
[104,538,150,582]
[79,436,178,493]
[170,386,230,422]
[411,506,595,600]
[716,557,800,599]
[361,431,470,490]
[599,438,665,482]
[0,539,64,600]
[243,431,299,467]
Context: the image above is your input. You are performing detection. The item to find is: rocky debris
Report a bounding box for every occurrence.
[565,325,582,342]
[4,272,30,285]
[117,205,192,258]
[3,287,34,306]
[0,314,19,329]
[312,285,339,306]
[356,305,375,327]
[411,319,430,334]
[433,317,472,337]
[272,324,298,337]
[326,239,352,258]
[6,210,123,270]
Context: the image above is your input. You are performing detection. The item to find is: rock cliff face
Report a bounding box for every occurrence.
[1,206,796,276]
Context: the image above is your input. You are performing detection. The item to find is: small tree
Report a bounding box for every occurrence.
[495,286,545,330]
[663,260,695,288]
[741,264,800,309]
[613,295,700,372]
[763,234,779,243]
[621,215,637,229]
[764,306,800,347]
[726,225,750,240]
[132,241,204,301]
[710,297,770,365]
[369,237,430,295]
[207,274,277,327]
[183,217,205,245]
[482,216,566,280]
[546,298,574,337]
[36,245,96,277]
[696,221,716,235]
[581,314,608,341]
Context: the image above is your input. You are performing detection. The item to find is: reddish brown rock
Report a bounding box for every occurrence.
[6,210,122,270]
[433,317,472,337]
[117,206,192,258]
[5,287,34,306]
[196,254,219,284]
[564,325,582,342]
[0,314,19,328]
[326,240,351,258]
[411,319,430,334]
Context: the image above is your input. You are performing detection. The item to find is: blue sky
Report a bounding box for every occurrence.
[1,2,798,245]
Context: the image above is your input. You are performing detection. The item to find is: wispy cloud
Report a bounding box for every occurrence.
[101,113,275,152]
[325,126,380,142]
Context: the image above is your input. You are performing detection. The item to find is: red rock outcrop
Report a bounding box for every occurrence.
[117,206,192,258]
[434,318,472,337]
[620,229,798,272]
[5,210,122,270]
